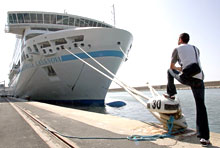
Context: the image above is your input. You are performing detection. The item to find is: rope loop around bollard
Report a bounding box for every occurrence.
[127,116,185,141]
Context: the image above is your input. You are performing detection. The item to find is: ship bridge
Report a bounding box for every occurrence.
[5,11,113,35]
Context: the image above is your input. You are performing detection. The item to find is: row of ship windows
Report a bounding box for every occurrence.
[39,35,83,48]
[22,43,85,61]
[8,13,112,28]
[42,42,86,54]
[21,36,84,62]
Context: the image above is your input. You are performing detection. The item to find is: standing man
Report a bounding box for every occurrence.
[164,33,211,146]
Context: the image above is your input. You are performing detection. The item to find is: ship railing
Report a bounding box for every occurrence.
[7,12,113,29]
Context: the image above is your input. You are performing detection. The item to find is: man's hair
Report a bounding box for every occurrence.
[180,33,190,43]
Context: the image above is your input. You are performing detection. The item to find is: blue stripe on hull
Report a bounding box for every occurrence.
[61,50,123,62]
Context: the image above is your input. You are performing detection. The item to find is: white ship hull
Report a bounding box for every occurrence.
[9,28,132,105]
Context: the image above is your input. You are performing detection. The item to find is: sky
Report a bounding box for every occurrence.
[0,0,219,88]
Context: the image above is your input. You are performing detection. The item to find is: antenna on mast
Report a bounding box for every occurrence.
[112,4,116,27]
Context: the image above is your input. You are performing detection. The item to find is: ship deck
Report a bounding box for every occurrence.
[6,11,113,35]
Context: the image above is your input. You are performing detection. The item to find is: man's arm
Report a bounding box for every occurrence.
[170,62,182,71]
[170,48,182,71]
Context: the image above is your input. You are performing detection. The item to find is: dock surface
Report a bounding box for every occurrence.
[1,97,220,148]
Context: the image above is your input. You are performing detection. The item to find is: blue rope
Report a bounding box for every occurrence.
[127,116,185,141]
[44,115,184,141]
[167,115,174,135]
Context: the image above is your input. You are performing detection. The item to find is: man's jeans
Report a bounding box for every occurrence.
[167,69,210,140]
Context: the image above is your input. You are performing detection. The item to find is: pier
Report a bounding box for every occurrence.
[1,97,220,148]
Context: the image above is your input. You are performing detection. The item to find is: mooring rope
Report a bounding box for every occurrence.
[64,47,186,134]
[118,45,129,60]
[127,116,185,141]
[77,46,150,101]
[64,48,148,106]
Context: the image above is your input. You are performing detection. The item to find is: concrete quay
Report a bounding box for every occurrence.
[0,97,220,148]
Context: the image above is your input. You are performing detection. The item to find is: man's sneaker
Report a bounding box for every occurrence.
[163,94,175,100]
[200,138,211,147]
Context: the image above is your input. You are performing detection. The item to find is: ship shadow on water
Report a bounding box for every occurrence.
[38,100,127,115]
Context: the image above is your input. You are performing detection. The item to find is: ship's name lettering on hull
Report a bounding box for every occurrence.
[21,56,62,72]
[35,57,62,66]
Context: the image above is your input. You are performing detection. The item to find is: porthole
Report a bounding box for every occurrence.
[74,43,78,47]
[43,49,46,54]
[56,47,60,50]
[80,43,84,47]
[33,44,39,53]
[49,49,53,53]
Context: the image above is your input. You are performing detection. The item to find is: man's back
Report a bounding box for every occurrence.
[176,44,203,80]
[176,44,198,69]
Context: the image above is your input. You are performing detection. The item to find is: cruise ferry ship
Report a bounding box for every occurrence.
[6,11,133,105]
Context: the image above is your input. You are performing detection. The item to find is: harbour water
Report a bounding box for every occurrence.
[67,88,220,134]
